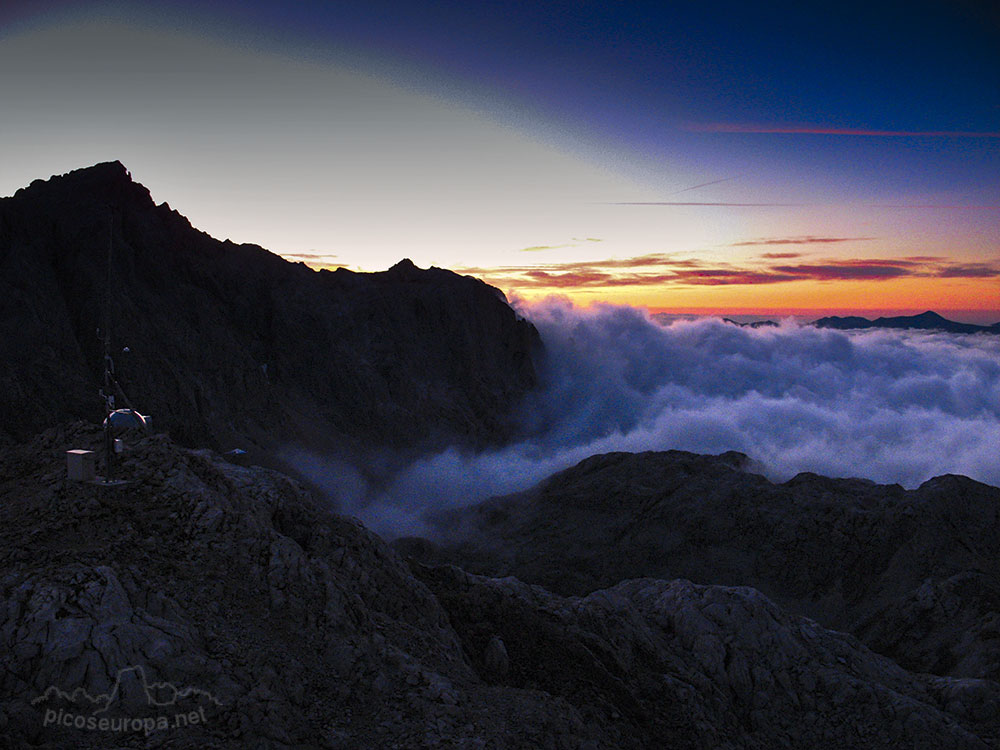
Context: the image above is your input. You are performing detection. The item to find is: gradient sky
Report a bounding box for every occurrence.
[2,1,998,319]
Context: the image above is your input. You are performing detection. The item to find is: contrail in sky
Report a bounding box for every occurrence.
[671,176,739,195]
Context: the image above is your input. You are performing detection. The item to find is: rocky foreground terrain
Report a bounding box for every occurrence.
[2,426,999,749]
[0,163,539,452]
[402,450,1000,685]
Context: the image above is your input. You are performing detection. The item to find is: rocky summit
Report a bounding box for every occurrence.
[2,427,999,749]
[0,163,540,452]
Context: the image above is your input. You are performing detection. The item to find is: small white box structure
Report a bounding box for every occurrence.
[66,449,96,482]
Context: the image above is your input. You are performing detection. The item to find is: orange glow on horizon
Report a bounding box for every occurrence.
[296,258,999,323]
[501,276,1000,322]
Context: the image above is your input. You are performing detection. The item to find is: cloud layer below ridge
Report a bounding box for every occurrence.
[291,300,1000,537]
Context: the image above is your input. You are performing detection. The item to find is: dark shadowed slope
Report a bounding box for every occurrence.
[0,162,540,451]
[2,426,998,749]
[399,450,1000,683]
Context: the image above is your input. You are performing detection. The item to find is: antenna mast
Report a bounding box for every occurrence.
[102,208,116,481]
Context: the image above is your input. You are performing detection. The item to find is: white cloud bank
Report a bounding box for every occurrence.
[290,299,1000,537]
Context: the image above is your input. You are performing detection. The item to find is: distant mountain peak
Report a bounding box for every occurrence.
[892,310,946,322]
[813,310,994,334]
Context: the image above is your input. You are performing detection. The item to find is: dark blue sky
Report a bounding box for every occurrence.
[49,1,999,190]
[6,0,998,190]
[167,1,1000,123]
[9,1,998,127]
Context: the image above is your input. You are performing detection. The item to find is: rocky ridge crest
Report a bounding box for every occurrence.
[400,450,1000,685]
[0,162,540,452]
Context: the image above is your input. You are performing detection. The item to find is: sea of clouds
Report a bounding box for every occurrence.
[290,299,1000,537]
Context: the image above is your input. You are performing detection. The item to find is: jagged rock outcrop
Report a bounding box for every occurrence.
[0,162,540,451]
[0,424,578,748]
[417,565,1000,749]
[400,450,1000,683]
[3,427,999,748]
[721,318,779,328]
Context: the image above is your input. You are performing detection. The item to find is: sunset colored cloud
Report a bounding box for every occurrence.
[730,236,875,247]
[457,255,1000,290]
[769,264,910,280]
[937,263,1000,278]
[281,251,338,260]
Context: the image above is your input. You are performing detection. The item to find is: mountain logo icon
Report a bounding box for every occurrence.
[32,665,222,715]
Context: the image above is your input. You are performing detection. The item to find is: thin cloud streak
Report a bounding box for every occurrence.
[609,202,1000,210]
[671,176,739,195]
[730,236,875,247]
[611,201,809,207]
[281,252,339,260]
[872,205,1000,210]
[521,238,604,252]
[687,123,1000,138]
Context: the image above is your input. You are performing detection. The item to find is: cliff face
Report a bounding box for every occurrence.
[0,162,540,451]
